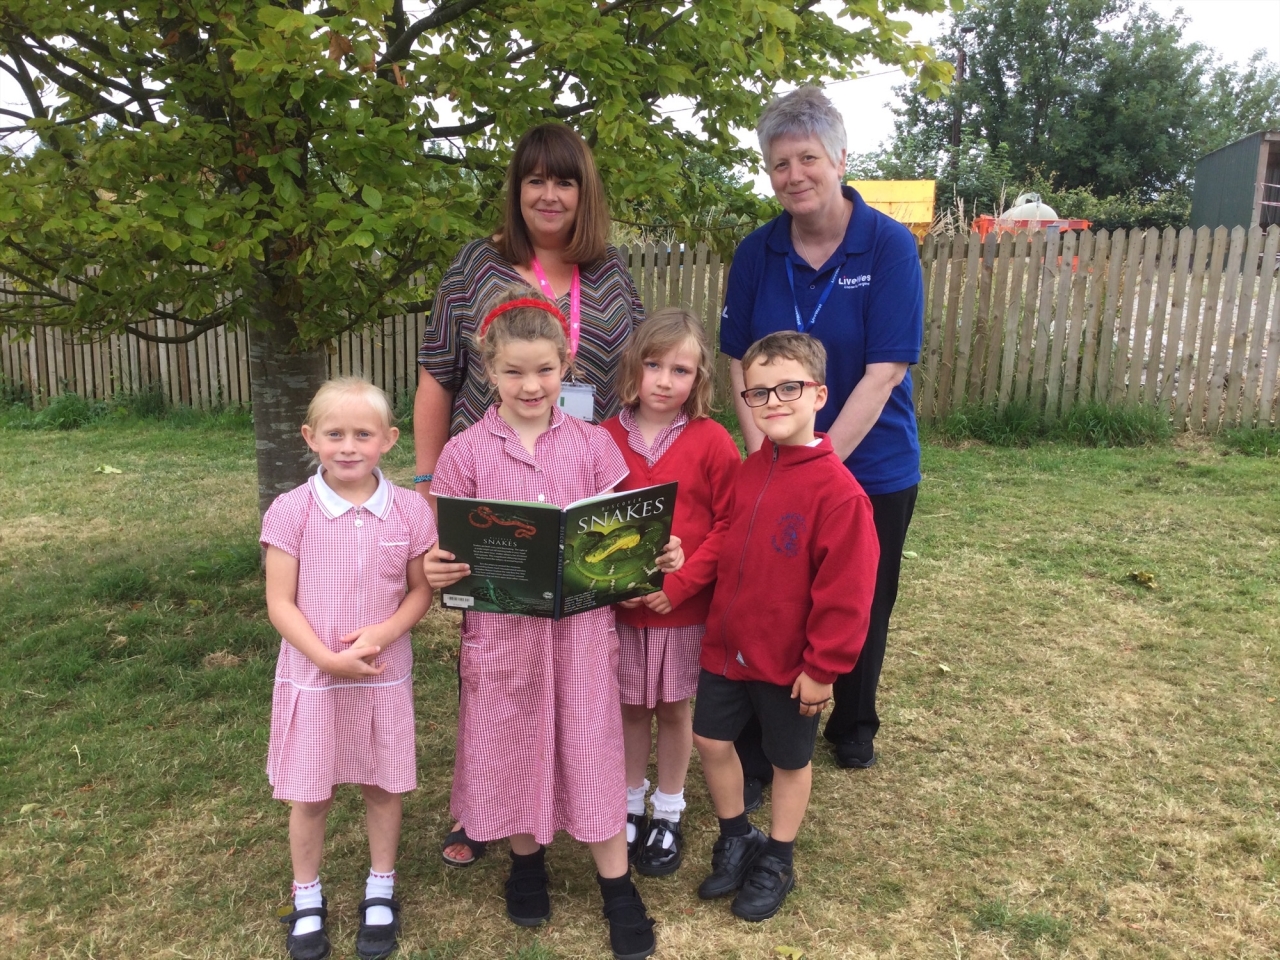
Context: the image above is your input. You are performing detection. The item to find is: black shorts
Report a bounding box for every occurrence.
[692,669,820,771]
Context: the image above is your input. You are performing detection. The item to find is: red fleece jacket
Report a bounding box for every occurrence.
[700,435,879,686]
[602,415,742,627]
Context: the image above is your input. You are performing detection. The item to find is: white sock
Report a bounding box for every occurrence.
[291,877,323,936]
[626,779,650,843]
[651,788,686,824]
[364,869,395,926]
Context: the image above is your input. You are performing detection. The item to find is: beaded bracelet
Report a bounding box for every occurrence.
[413,473,433,484]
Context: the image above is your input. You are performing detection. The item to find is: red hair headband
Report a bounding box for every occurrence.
[479,297,570,340]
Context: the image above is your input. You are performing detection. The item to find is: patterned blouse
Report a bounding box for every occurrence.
[418,238,646,434]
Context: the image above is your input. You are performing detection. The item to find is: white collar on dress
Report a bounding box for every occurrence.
[309,466,393,519]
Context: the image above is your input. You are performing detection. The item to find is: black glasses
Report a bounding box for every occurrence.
[739,380,820,407]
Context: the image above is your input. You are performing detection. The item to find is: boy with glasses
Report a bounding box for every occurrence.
[692,331,879,921]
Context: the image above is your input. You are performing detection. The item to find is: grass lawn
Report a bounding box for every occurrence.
[1,416,1277,959]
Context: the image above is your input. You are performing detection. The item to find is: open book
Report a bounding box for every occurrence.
[436,482,678,619]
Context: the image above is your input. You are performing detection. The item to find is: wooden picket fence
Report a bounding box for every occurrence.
[4,229,1280,432]
[917,224,1280,431]
[0,243,729,410]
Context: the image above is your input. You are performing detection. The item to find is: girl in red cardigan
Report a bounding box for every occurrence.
[602,307,742,877]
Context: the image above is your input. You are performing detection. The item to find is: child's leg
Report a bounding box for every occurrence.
[693,733,745,817]
[622,703,655,787]
[362,785,401,872]
[288,796,333,936]
[654,698,692,794]
[768,763,812,842]
[588,831,629,879]
[361,786,402,929]
[591,831,656,958]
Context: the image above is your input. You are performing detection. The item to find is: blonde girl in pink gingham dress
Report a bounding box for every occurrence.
[261,378,436,960]
[424,289,683,960]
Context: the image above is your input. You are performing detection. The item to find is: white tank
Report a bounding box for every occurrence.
[1002,192,1058,220]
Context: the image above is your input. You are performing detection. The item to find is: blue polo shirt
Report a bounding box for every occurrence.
[720,185,923,496]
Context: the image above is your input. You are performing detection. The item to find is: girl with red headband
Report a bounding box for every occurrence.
[423,289,682,960]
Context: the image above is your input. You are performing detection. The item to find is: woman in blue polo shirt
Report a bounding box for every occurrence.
[721,86,922,782]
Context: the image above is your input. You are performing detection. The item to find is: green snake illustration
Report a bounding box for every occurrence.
[476,578,539,614]
[563,521,666,596]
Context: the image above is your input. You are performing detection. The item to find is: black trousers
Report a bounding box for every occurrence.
[735,483,918,780]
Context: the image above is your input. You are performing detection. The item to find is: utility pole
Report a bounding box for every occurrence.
[950,26,975,174]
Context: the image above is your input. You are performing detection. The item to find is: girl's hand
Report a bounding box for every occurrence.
[654,535,683,573]
[323,644,387,681]
[342,622,397,652]
[616,597,645,609]
[641,590,673,615]
[424,545,470,588]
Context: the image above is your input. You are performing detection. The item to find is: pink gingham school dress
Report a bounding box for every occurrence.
[260,468,437,803]
[611,407,706,708]
[433,405,629,845]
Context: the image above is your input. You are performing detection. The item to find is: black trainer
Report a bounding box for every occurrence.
[696,825,767,899]
[354,897,401,960]
[635,818,682,877]
[279,898,331,960]
[731,852,795,921]
[743,776,765,814]
[626,812,648,863]
[505,850,551,927]
[601,882,656,960]
[834,740,876,769]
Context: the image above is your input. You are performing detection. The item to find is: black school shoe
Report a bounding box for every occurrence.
[625,812,648,863]
[834,740,876,769]
[505,850,551,927]
[730,853,795,922]
[696,826,767,899]
[355,897,401,960]
[279,898,331,960]
[634,818,682,877]
[601,882,656,960]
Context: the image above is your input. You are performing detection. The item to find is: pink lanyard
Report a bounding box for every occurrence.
[529,257,581,356]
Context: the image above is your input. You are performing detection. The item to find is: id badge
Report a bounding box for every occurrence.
[558,382,596,421]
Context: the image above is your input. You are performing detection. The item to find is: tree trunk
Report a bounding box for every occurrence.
[248,312,330,519]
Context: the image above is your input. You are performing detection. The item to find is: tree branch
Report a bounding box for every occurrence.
[2,47,49,120]
[381,0,490,64]
[2,39,145,127]
[123,317,230,344]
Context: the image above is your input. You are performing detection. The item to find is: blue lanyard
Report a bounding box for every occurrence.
[785,256,841,333]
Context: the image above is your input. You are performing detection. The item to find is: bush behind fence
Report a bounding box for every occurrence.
[3,227,1278,432]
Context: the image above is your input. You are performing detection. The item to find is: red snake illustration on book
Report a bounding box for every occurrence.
[467,505,538,539]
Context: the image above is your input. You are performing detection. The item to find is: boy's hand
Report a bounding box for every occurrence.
[322,644,386,681]
[790,671,833,717]
[642,590,673,615]
[654,535,683,573]
[424,545,470,589]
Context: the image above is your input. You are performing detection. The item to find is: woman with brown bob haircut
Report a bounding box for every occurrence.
[414,122,646,868]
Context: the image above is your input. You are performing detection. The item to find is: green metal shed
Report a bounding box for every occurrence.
[1189,130,1280,231]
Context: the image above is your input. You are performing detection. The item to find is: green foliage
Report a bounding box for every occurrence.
[0,372,33,408]
[850,0,1280,222]
[0,0,953,347]
[1220,427,1280,458]
[936,401,1172,448]
[31,392,109,430]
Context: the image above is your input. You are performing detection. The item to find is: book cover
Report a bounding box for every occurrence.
[437,482,678,619]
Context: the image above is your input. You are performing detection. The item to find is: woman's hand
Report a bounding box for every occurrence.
[424,545,470,589]
[654,535,683,573]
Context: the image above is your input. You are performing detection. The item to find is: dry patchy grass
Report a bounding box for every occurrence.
[1,422,1277,959]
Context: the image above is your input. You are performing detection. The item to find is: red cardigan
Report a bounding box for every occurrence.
[700,436,879,686]
[602,415,742,628]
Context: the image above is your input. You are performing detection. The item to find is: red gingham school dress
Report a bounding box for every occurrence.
[611,408,706,708]
[433,405,629,845]
[260,469,437,803]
